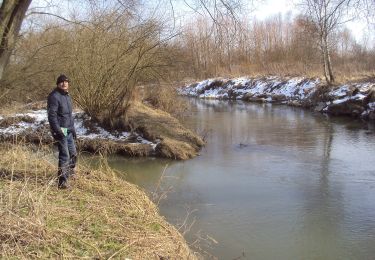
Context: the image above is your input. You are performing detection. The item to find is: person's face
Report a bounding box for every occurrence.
[58,80,69,91]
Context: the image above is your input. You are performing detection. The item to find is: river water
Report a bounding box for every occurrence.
[108,99,375,259]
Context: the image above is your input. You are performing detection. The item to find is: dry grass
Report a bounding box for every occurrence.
[333,73,375,85]
[77,139,155,157]
[143,84,189,117]
[0,102,29,116]
[128,102,204,160]
[0,143,198,259]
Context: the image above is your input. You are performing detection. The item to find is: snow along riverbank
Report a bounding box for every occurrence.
[179,76,375,120]
[0,101,204,159]
[0,109,159,156]
[0,109,155,144]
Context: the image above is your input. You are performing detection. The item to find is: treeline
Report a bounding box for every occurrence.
[1,1,374,111]
[178,14,375,80]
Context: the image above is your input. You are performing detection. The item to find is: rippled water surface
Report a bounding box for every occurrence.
[109,99,375,259]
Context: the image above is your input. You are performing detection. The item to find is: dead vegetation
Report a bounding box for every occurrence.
[0,115,35,128]
[77,139,155,157]
[128,102,204,160]
[0,143,198,259]
[143,84,189,118]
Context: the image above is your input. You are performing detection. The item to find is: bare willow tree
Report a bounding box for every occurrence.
[64,7,176,129]
[300,0,358,84]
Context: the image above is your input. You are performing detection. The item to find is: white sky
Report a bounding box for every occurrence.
[29,0,371,43]
[253,0,370,43]
[253,0,297,19]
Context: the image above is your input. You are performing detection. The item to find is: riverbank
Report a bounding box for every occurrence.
[179,76,375,121]
[0,143,198,259]
[0,101,204,160]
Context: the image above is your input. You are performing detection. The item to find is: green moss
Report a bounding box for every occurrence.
[102,240,126,252]
[88,223,104,237]
[150,222,161,232]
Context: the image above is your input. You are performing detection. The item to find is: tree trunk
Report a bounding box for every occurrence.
[320,34,335,85]
[320,36,329,83]
[325,46,335,83]
[0,0,32,80]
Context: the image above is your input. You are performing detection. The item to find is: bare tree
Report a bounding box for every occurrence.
[300,0,356,84]
[0,0,32,80]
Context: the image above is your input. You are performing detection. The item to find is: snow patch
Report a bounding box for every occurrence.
[332,93,366,104]
[330,85,349,98]
[181,76,320,102]
[196,79,214,92]
[199,87,224,99]
[0,109,156,146]
[332,97,350,104]
[232,77,250,86]
[368,102,375,110]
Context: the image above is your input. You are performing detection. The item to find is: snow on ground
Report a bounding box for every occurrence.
[196,79,214,92]
[199,86,225,99]
[0,110,48,135]
[73,113,131,141]
[328,83,373,99]
[181,77,374,104]
[0,109,156,146]
[332,93,367,104]
[329,85,350,98]
[180,76,375,119]
[246,80,271,96]
[327,83,373,106]
[232,77,250,86]
[180,76,321,101]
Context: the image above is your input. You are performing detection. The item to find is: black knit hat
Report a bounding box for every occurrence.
[56,74,69,85]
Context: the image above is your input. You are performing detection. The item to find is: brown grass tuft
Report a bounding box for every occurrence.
[128,102,204,160]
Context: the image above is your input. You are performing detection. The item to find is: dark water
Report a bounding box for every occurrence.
[108,99,375,259]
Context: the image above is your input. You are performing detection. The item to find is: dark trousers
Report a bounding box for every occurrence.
[57,132,77,182]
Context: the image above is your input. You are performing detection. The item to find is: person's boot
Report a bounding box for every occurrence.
[58,177,70,189]
[57,168,70,189]
[69,155,77,179]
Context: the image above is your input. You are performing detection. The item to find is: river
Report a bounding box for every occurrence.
[108,99,375,259]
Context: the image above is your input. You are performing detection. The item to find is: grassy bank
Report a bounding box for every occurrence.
[128,102,204,160]
[0,143,197,259]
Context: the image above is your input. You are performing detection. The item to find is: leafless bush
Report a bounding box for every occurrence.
[3,2,177,127]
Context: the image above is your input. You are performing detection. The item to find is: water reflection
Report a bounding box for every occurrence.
[107,99,375,259]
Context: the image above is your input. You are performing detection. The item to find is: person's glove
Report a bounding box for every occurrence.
[54,131,65,140]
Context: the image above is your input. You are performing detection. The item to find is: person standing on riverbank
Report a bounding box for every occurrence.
[47,74,77,189]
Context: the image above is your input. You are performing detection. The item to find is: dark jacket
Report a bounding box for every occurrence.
[47,88,75,139]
